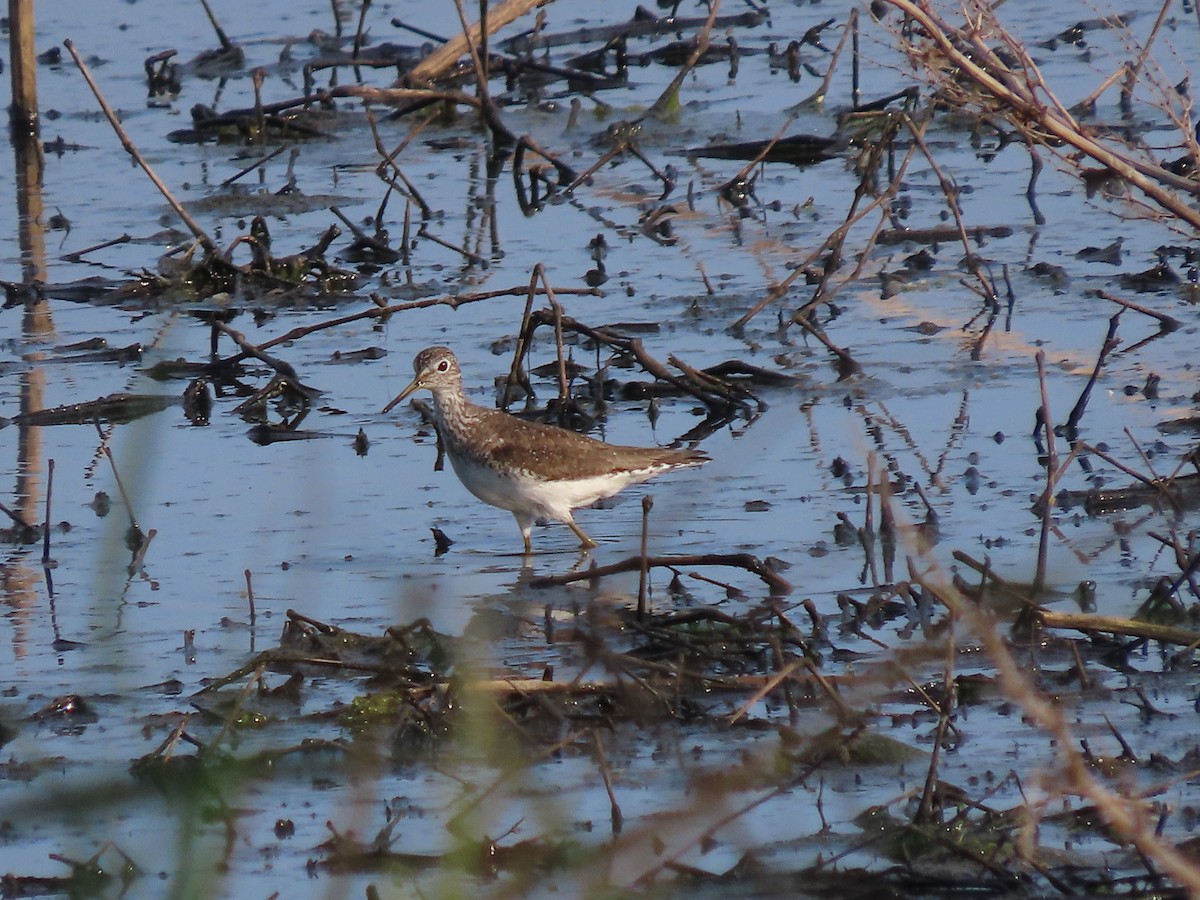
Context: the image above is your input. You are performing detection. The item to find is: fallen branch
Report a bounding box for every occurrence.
[1096,290,1181,332]
[407,0,547,85]
[529,552,792,596]
[1037,609,1200,648]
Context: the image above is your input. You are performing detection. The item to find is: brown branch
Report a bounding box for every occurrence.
[528,553,792,596]
[1096,290,1181,332]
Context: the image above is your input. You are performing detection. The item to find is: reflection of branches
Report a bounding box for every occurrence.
[513,136,578,215]
[1062,313,1120,441]
[1095,290,1180,356]
[860,389,970,492]
[562,125,672,200]
[365,110,432,219]
[732,114,916,346]
[903,114,995,303]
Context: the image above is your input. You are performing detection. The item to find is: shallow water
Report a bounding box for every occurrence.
[2,0,1200,895]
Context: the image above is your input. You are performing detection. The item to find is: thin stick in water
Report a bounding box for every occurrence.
[129,528,157,574]
[42,458,53,565]
[1034,351,1056,593]
[592,730,624,835]
[63,40,218,256]
[95,420,141,535]
[637,495,653,622]
[245,569,256,627]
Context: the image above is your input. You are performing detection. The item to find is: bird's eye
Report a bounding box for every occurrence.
[437,360,449,372]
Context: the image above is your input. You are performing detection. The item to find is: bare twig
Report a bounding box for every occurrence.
[64,40,218,256]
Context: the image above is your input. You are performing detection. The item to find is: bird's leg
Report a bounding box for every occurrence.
[567,519,598,549]
[515,513,535,555]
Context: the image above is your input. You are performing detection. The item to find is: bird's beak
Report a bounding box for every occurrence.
[381,376,421,414]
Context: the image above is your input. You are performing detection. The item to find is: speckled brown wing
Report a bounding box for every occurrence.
[462,407,707,481]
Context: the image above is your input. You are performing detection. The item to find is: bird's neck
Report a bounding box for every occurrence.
[430,383,477,438]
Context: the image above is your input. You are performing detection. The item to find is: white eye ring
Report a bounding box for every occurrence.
[437,360,449,372]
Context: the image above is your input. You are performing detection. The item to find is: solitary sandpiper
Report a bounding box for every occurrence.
[383,346,709,553]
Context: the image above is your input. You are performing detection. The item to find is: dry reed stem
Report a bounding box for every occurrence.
[8,0,39,135]
[407,0,546,85]
[1037,609,1200,647]
[885,0,1200,230]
